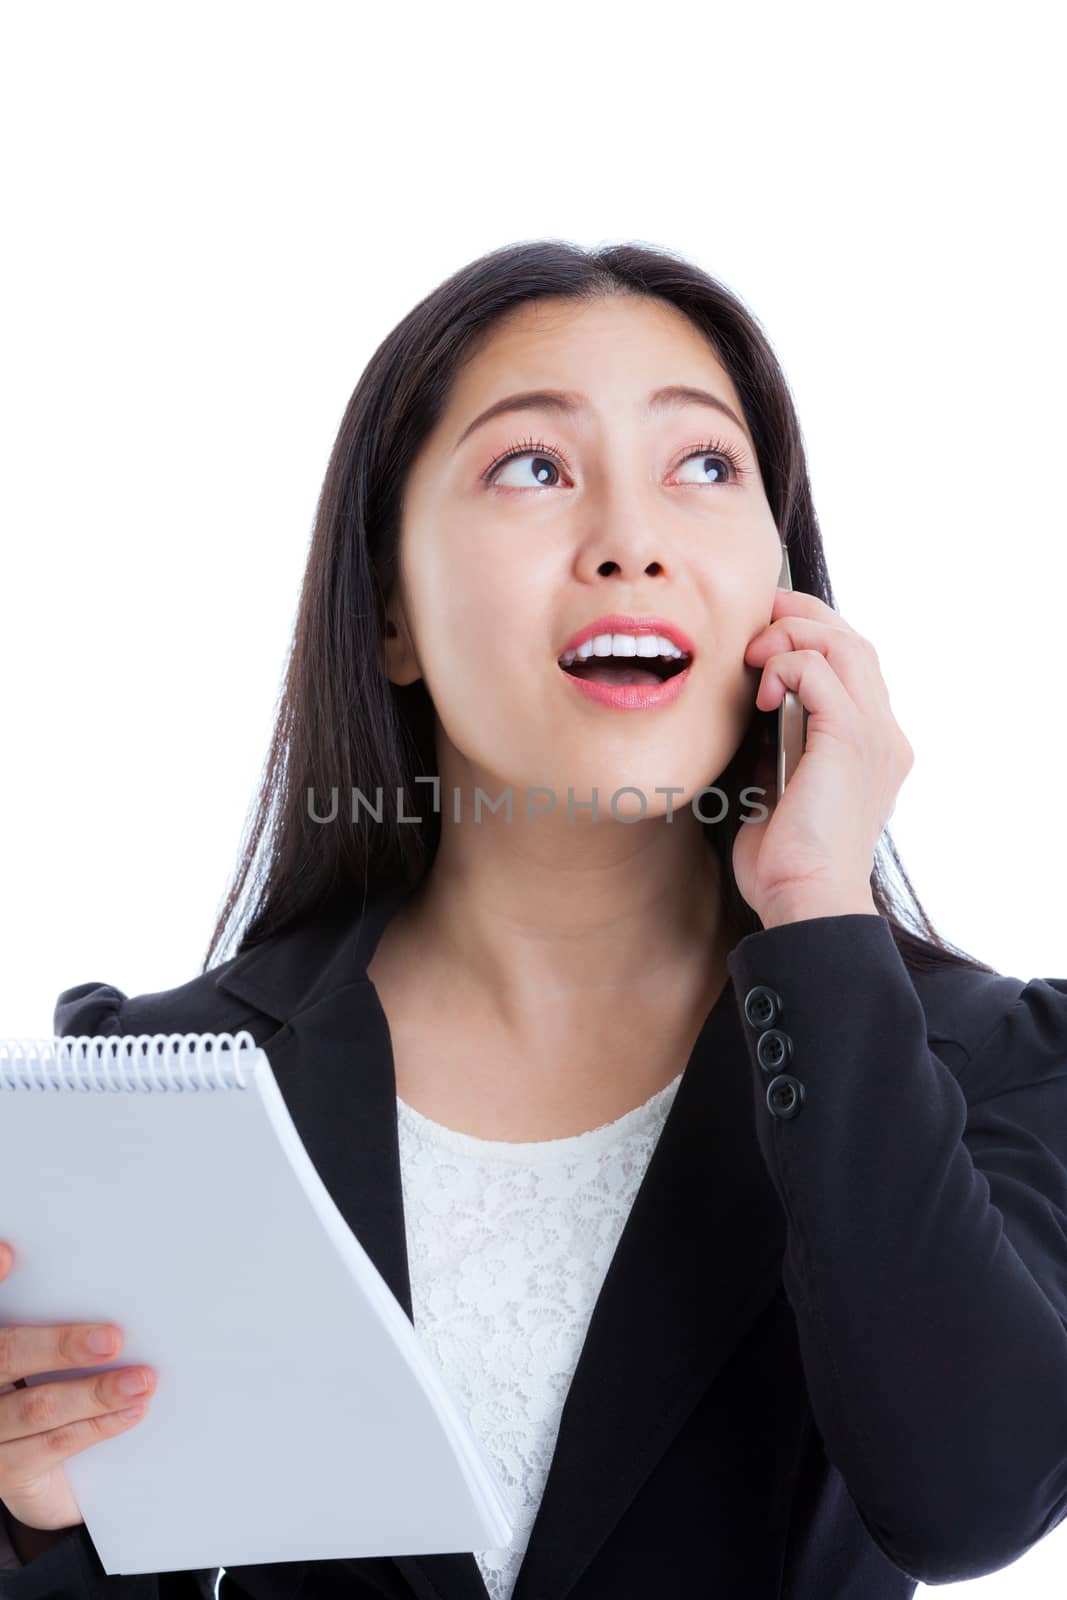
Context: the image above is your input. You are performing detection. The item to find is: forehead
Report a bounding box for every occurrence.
[446,294,741,422]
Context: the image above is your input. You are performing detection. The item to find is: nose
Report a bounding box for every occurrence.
[574,525,670,582]
[571,478,679,580]
[589,553,664,577]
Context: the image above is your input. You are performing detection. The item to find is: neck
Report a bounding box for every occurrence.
[378,803,730,1037]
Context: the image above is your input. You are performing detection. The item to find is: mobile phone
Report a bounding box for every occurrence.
[776,545,808,799]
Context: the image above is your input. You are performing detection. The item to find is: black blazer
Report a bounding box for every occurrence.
[3,882,1067,1600]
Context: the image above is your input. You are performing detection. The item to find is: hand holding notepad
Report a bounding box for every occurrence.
[0,1030,517,1576]
[0,1245,158,1562]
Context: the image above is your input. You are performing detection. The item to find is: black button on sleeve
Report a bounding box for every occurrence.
[756,1028,793,1076]
[766,1074,805,1119]
[743,984,782,1029]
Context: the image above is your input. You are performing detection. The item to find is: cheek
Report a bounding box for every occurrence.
[691,559,773,657]
[411,585,531,718]
[416,535,553,683]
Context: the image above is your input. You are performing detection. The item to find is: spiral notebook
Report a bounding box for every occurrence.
[0,1030,518,1575]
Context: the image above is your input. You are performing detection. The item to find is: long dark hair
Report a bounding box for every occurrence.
[202,239,994,978]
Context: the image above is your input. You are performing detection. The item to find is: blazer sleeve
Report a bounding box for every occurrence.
[0,982,219,1598]
[726,912,1067,1587]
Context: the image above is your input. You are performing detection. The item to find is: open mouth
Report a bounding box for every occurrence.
[558,640,693,688]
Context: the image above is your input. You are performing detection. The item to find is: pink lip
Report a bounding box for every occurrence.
[560,661,693,711]
[557,613,696,659]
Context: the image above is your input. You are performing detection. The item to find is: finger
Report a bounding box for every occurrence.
[0,1321,124,1388]
[770,586,843,624]
[746,615,885,713]
[755,646,861,730]
[0,1363,156,1450]
[0,1391,152,1487]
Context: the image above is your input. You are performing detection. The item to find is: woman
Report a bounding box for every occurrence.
[2,240,1066,1599]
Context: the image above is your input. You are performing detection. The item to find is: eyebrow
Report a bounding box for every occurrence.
[453,385,753,452]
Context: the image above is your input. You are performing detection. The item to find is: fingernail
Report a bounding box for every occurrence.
[87,1327,118,1355]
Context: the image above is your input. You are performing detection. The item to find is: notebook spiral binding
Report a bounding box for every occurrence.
[0,1030,258,1094]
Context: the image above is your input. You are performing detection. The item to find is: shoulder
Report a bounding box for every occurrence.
[51,892,366,1044]
[909,952,1067,1097]
[53,954,272,1043]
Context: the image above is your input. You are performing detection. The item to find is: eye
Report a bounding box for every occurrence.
[482,434,751,491]
[483,436,569,490]
[672,437,750,486]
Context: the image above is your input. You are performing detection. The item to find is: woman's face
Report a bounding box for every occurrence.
[386,294,782,823]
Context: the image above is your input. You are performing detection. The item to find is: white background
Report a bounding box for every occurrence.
[1,3,1064,1593]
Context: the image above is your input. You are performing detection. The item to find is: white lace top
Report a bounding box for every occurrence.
[394,1072,684,1600]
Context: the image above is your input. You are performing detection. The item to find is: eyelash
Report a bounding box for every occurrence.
[482,434,751,489]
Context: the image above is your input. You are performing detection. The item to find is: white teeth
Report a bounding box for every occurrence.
[559,632,689,666]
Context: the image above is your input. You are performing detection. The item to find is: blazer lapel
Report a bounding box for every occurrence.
[215,884,787,1600]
